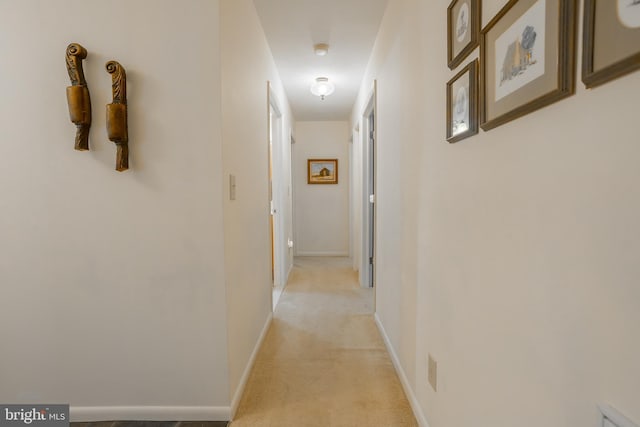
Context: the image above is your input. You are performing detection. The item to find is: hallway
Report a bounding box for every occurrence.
[230,257,417,426]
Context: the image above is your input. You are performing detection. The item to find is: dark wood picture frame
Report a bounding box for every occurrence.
[448,0,481,69]
[447,59,479,143]
[480,0,576,131]
[307,159,338,184]
[582,0,640,88]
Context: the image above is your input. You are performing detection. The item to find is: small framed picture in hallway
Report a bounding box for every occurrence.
[307,159,338,184]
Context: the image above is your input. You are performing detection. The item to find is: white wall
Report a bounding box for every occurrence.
[293,121,350,256]
[220,0,294,410]
[0,0,229,419]
[353,0,640,426]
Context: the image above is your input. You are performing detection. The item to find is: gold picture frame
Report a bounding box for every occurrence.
[446,59,479,143]
[448,0,481,69]
[582,0,640,88]
[480,0,576,131]
[307,159,338,184]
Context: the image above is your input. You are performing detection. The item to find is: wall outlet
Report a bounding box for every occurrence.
[428,353,437,392]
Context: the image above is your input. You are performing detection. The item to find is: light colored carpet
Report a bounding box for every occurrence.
[230,257,418,427]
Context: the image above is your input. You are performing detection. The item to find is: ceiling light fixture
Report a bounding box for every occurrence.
[310,77,335,100]
[314,43,329,56]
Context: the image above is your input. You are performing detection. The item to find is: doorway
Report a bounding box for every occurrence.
[268,84,286,309]
[360,83,376,289]
[366,109,375,288]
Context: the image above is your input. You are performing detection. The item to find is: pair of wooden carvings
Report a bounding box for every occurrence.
[65,43,129,172]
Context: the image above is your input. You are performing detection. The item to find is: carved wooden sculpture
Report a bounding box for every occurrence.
[105,61,128,171]
[65,43,91,151]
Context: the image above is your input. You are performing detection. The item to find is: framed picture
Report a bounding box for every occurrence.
[447,59,479,143]
[307,159,338,184]
[448,0,481,69]
[582,0,640,88]
[480,0,576,131]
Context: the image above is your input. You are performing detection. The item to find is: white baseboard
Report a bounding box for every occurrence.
[230,313,273,419]
[599,404,639,427]
[70,406,230,422]
[295,251,349,257]
[375,314,430,427]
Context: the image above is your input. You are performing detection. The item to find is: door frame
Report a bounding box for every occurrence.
[268,82,286,309]
[360,81,377,289]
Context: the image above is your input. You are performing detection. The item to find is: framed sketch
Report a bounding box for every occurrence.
[447,59,479,143]
[583,0,640,88]
[480,0,576,131]
[307,159,338,184]
[448,0,481,69]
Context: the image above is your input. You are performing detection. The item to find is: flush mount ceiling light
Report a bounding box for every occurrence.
[314,43,329,56]
[310,77,335,100]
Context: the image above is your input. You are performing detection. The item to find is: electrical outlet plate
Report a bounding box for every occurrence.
[428,353,437,392]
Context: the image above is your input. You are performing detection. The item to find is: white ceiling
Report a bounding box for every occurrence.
[253,0,389,121]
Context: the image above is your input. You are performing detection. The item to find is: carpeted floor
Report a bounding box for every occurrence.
[230,257,417,427]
